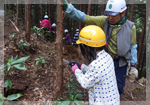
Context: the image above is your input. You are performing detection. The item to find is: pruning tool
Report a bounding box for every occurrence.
[63,59,81,69]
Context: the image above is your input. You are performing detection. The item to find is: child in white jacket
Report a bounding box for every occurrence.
[71,25,120,105]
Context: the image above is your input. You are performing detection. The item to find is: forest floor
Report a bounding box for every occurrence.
[1,17,147,104]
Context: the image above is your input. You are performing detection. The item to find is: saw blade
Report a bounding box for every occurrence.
[63,59,70,64]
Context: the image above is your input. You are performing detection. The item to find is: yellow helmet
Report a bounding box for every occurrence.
[76,25,106,47]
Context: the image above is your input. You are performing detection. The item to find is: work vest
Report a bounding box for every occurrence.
[103,19,134,67]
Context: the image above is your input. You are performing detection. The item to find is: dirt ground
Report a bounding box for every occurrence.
[2,18,146,104]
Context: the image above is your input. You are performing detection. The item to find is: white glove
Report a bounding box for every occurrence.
[52,23,56,27]
[129,67,138,82]
[52,31,55,33]
[63,37,65,39]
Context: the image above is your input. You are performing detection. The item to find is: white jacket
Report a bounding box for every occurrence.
[75,50,120,105]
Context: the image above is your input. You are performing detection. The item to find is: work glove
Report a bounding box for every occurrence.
[129,67,138,82]
[61,0,68,11]
[71,64,78,73]
[54,0,68,11]
[69,61,82,69]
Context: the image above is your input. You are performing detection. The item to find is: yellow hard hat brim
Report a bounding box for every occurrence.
[76,38,106,47]
[76,39,82,44]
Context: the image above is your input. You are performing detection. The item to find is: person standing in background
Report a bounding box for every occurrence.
[63,29,72,45]
[40,15,52,41]
[72,29,79,47]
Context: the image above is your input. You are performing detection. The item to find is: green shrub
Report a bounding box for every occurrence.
[0,93,23,105]
[35,56,45,69]
[54,80,84,105]
[0,55,30,76]
[16,40,28,50]
[0,55,30,103]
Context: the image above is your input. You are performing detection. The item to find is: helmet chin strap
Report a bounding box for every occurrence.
[119,13,124,22]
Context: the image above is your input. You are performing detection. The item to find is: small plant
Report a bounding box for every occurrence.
[46,50,55,56]
[0,55,30,76]
[35,56,45,68]
[9,33,16,38]
[54,80,84,105]
[4,79,12,89]
[16,40,28,50]
[0,93,23,105]
[0,55,30,103]
[133,87,143,92]
[45,30,50,35]
[31,26,40,36]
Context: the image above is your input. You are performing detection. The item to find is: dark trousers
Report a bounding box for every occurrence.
[114,59,127,95]
[67,42,71,45]
[73,44,78,47]
[43,28,50,41]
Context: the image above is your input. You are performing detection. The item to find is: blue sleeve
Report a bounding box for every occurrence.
[65,3,86,21]
[130,44,137,65]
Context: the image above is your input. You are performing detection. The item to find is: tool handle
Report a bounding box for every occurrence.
[69,61,81,69]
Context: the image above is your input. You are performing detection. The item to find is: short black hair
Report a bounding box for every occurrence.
[80,44,107,63]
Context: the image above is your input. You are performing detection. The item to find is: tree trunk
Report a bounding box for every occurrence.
[93,4,96,16]
[5,0,8,11]
[25,2,31,42]
[101,0,105,15]
[47,4,50,21]
[85,0,92,26]
[53,1,63,99]
[67,18,70,30]
[20,4,25,25]
[41,4,46,19]
[136,13,146,70]
[85,4,88,14]
[87,0,92,15]
[139,47,146,78]
[96,2,98,15]
[16,0,20,26]
[25,4,27,30]
[35,4,40,27]
[49,0,52,23]
[129,0,135,21]
[79,3,83,30]
[11,4,15,14]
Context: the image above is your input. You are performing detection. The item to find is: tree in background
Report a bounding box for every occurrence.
[16,0,20,26]
[53,0,64,99]
[87,0,92,16]
[25,1,31,42]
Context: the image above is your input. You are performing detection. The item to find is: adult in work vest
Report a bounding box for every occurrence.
[103,19,134,67]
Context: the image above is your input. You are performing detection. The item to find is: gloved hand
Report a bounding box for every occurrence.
[61,0,68,11]
[71,64,79,73]
[54,0,68,11]
[69,61,82,69]
[129,67,138,82]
